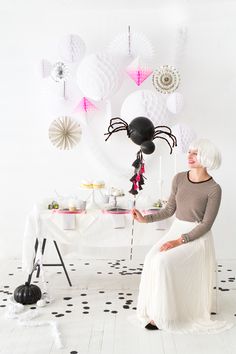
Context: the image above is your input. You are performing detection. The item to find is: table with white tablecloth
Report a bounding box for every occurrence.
[22,204,171,275]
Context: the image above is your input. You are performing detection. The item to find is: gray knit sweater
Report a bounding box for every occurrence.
[144,171,222,242]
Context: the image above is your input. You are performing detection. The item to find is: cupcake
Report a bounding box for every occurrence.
[80,180,93,189]
[93,180,105,189]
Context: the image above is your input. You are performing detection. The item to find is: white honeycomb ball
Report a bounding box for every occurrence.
[121,89,171,126]
[166,92,184,114]
[172,123,197,154]
[76,52,123,101]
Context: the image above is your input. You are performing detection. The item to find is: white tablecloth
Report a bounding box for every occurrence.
[22,204,171,274]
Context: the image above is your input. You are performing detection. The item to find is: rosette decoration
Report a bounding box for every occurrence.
[49,116,82,150]
[57,34,86,63]
[76,52,123,101]
[121,89,170,126]
[50,61,70,82]
[126,57,153,86]
[152,65,180,94]
[166,92,184,114]
[172,123,197,154]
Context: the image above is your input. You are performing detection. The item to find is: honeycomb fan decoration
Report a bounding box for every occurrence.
[121,89,170,126]
[49,116,82,150]
[51,61,70,82]
[58,34,86,63]
[152,65,180,94]
[108,31,154,61]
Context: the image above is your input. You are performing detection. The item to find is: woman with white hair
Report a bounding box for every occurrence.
[132,138,232,333]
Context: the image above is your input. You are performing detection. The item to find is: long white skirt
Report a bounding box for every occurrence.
[136,218,233,334]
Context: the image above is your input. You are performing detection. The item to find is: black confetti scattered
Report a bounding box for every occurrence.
[111,310,118,313]
[104,309,110,312]
[66,310,72,313]
[51,312,58,314]
[83,311,89,314]
[70,351,78,354]
[63,297,72,300]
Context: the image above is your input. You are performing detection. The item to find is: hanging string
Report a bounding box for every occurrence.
[128,25,131,56]
[130,194,136,261]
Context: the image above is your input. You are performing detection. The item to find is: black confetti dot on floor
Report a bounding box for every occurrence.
[51,312,58,314]
[126,293,132,296]
[227,269,232,271]
[8,274,14,276]
[84,263,90,265]
[55,314,64,317]
[80,293,87,296]
[66,310,72,313]
[118,297,125,300]
[83,312,89,314]
[17,266,22,269]
[218,270,222,272]
[118,292,124,295]
[30,307,36,309]
[0,305,6,307]
[63,297,72,300]
[70,351,78,354]
[97,272,102,274]
[108,272,113,274]
[106,302,112,304]
[99,291,105,293]
[218,264,222,267]
[82,301,88,304]
[57,272,62,274]
[33,281,39,283]
[67,304,74,306]
[71,269,76,271]
[83,306,90,309]
[123,305,129,309]
[132,307,137,310]
[2,299,8,302]
[221,280,226,283]
[104,309,110,312]
[69,264,74,266]
[3,286,9,288]
[111,310,118,314]
[211,312,216,315]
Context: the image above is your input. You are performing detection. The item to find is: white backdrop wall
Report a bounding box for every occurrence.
[0,0,235,261]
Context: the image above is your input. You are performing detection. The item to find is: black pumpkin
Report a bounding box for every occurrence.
[14,281,42,305]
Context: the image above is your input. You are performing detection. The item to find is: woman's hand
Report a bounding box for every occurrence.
[160,238,182,252]
[131,208,146,223]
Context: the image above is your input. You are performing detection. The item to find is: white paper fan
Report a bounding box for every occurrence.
[108,31,154,61]
[121,89,171,126]
[49,116,82,150]
[58,34,86,63]
[40,59,53,78]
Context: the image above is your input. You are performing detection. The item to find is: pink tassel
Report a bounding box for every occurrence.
[136,174,140,182]
[140,163,145,174]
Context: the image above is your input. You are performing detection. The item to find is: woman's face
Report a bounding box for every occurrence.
[187,149,202,168]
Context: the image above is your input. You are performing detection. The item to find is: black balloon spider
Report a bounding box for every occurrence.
[104,116,177,195]
[104,116,177,154]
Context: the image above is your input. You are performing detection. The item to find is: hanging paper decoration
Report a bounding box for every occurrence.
[172,123,197,154]
[40,59,53,78]
[107,30,154,61]
[121,89,170,126]
[166,92,184,114]
[74,97,97,113]
[76,52,122,101]
[58,34,86,63]
[49,116,82,150]
[126,57,153,86]
[152,65,180,94]
[51,62,69,82]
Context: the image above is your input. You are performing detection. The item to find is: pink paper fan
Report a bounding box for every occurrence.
[74,97,97,113]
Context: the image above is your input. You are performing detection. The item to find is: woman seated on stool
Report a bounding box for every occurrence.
[131,138,232,333]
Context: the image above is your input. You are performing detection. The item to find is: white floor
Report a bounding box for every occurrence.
[0,257,236,354]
